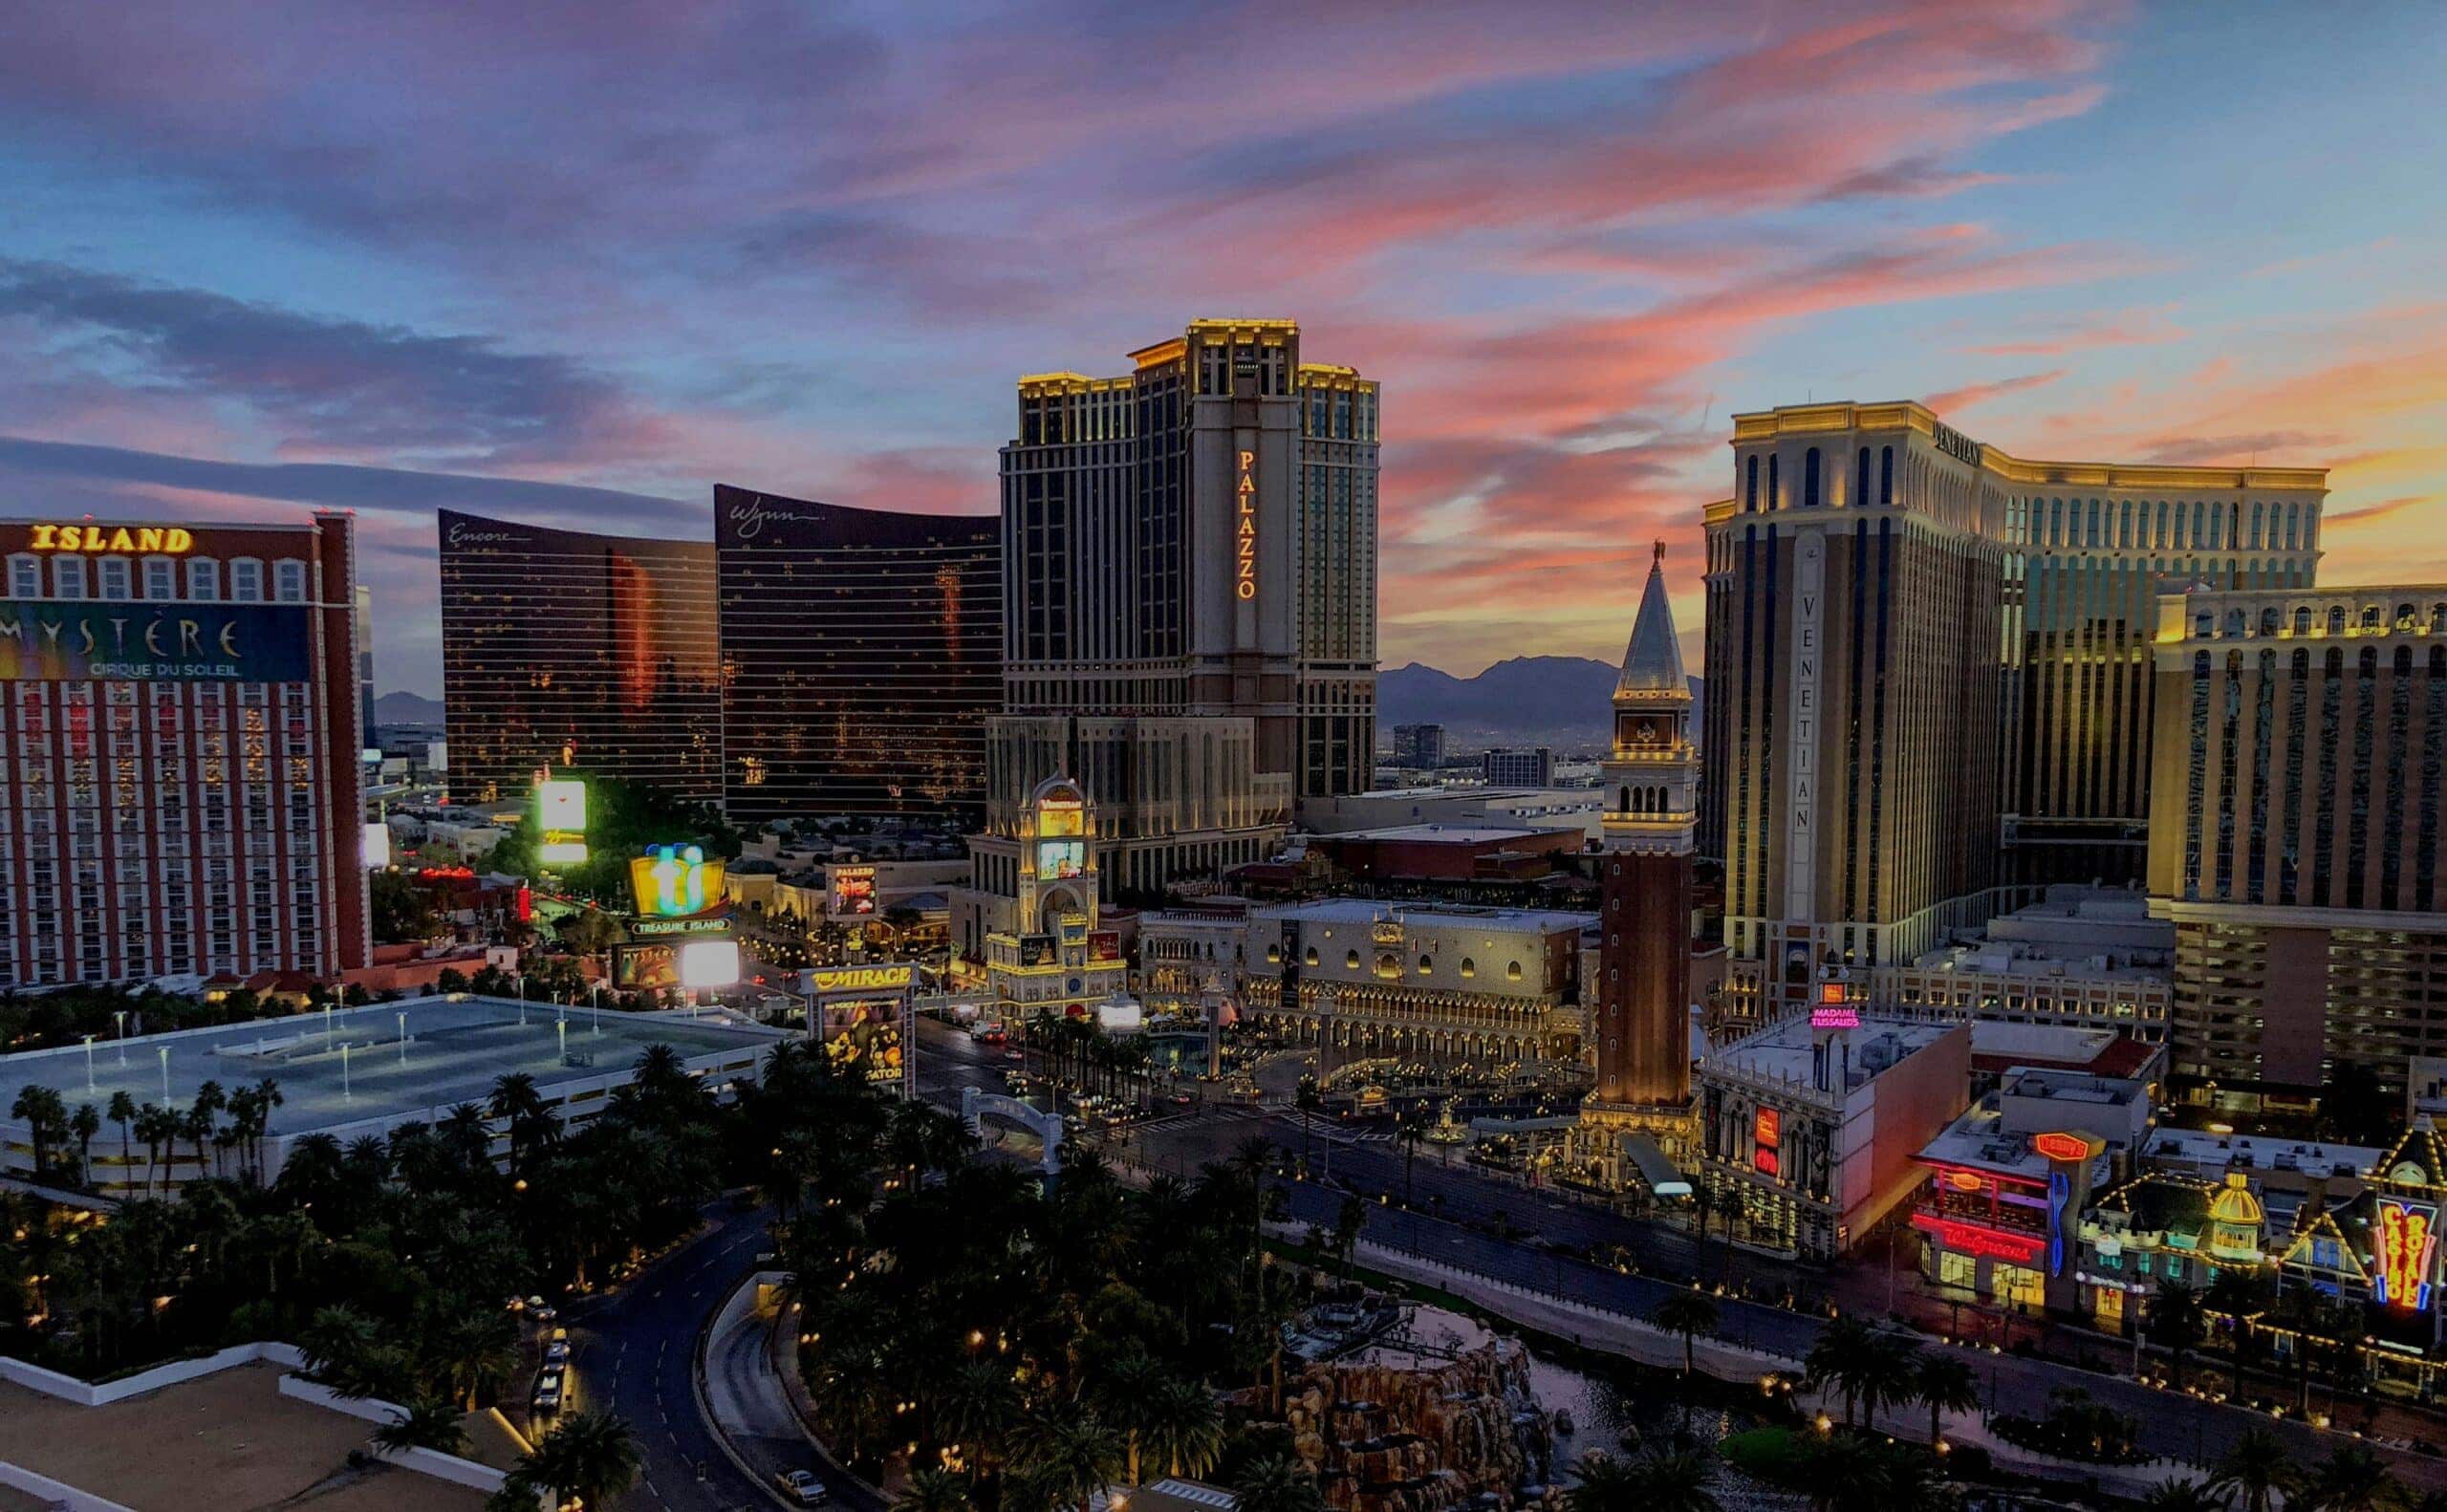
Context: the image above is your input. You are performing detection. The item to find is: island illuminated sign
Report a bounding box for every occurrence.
[630,843,724,918]
[1235,448,1258,600]
[28,525,196,553]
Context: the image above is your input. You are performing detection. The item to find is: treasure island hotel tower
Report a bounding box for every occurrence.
[1700,401,2327,1027]
[961,319,1377,943]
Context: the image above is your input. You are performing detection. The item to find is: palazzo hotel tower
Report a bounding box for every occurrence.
[1701,400,2327,1025]
[969,319,1378,914]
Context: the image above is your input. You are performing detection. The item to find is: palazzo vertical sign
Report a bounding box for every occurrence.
[1784,531,1824,926]
[1236,446,1259,601]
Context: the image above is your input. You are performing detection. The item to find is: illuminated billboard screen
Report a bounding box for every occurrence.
[833,865,877,916]
[678,939,741,989]
[0,601,311,681]
[537,779,587,831]
[1089,930,1121,964]
[1038,797,1084,837]
[615,942,681,990]
[1037,838,1085,880]
[819,997,905,1085]
[630,844,725,918]
[1753,1107,1782,1177]
[1018,934,1055,968]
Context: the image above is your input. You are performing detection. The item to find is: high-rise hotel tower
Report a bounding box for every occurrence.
[1701,400,2326,1023]
[971,319,1377,914]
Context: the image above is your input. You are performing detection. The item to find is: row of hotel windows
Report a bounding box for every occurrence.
[6,553,311,602]
[2194,603,2447,638]
[1742,445,2317,554]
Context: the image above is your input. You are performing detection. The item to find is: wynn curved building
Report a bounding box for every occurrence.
[714,485,1000,824]
[437,508,721,806]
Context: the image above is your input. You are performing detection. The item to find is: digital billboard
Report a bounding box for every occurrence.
[615,942,681,990]
[1036,838,1085,880]
[819,996,905,1085]
[631,843,725,918]
[833,865,877,916]
[1753,1107,1782,1177]
[0,601,312,681]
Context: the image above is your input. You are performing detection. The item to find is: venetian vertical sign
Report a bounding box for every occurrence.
[1236,447,1258,600]
[1785,530,1824,923]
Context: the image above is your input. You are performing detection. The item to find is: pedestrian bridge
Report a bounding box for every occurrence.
[960,1087,1064,1178]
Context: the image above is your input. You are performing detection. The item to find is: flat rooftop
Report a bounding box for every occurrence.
[0,997,784,1136]
[1702,1015,1960,1093]
[0,1361,487,1512]
[1258,897,1596,933]
[2145,1127,2380,1181]
[1321,823,1576,845]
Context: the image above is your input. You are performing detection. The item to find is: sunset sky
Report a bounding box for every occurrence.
[2,1,2441,697]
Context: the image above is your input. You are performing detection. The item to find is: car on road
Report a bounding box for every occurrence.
[775,1469,829,1504]
[1169,1091,1195,1107]
[544,1339,570,1366]
[532,1371,564,1414]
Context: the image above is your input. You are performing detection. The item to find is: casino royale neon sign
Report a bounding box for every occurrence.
[29,525,195,553]
[1236,449,1258,601]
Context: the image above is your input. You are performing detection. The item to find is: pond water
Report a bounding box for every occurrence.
[1386,1306,1804,1507]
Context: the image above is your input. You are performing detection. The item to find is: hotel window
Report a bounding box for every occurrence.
[1879,446,1894,505]
[1803,447,1821,508]
[1766,454,1778,509]
[97,556,132,600]
[52,556,87,598]
[1744,456,1758,510]
[7,554,37,598]
[187,558,221,599]
[274,560,308,602]
[142,556,177,599]
[1460,957,1476,979]
[230,558,265,601]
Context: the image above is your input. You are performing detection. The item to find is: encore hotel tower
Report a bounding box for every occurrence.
[437,508,722,806]
[0,513,369,987]
[439,493,1000,824]
[1700,400,2326,1023]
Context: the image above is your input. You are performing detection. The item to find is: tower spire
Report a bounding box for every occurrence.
[1616,542,1688,702]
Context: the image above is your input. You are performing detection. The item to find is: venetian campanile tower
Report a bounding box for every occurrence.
[1584,542,1698,1153]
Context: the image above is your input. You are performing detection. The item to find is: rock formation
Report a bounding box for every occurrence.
[1280,1333,1555,1512]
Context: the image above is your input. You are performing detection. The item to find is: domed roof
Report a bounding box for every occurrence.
[1615,541,1689,701]
[2208,1171,2264,1227]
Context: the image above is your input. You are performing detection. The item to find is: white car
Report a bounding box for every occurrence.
[775,1469,828,1504]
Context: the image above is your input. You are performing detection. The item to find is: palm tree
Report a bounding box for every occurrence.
[1014,1407,1127,1512]
[1093,1350,1170,1484]
[106,1091,137,1192]
[2303,1443,2401,1512]
[896,1467,977,1512]
[1142,1375,1223,1480]
[1293,1082,1320,1174]
[1396,1101,1428,1206]
[2148,1280,2207,1391]
[372,1399,470,1457]
[1651,1290,1719,1377]
[510,1412,641,1512]
[2209,1428,2295,1512]
[488,1072,552,1180]
[1849,1331,1922,1436]
[2138,1478,2227,1512]
[1229,1456,1325,1512]
[1807,1316,1874,1427]
[10,1085,65,1176]
[1911,1351,1981,1448]
[189,1079,226,1178]
[1569,1447,1722,1512]
[134,1103,175,1194]
[69,1102,100,1189]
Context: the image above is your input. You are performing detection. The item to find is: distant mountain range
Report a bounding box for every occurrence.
[1379,656,1701,756]
[373,690,444,728]
[377,666,1697,757]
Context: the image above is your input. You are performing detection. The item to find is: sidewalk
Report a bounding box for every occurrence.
[1342,1238,2248,1503]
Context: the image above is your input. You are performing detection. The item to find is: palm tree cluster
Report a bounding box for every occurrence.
[2141,1429,2427,1512]
[1022,1012,1156,1109]
[1802,1317,1981,1444]
[4,1039,752,1402]
[488,1409,643,1512]
[790,1100,1299,1512]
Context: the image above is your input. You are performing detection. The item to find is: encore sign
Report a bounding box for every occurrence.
[1235,448,1258,600]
